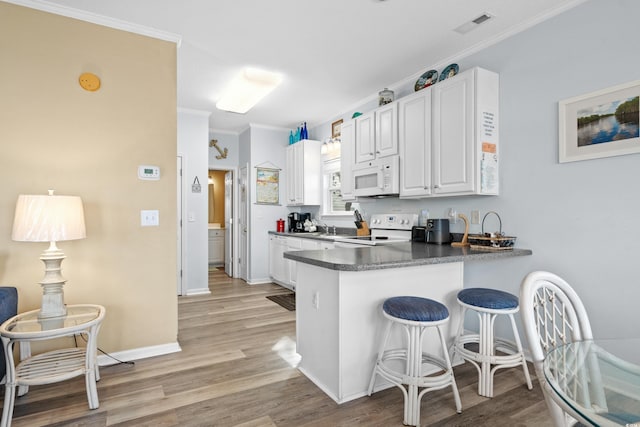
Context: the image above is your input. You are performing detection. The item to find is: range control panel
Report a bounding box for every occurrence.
[369,213,418,230]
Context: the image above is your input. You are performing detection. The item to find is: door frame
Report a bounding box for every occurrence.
[208,165,239,277]
[177,155,185,295]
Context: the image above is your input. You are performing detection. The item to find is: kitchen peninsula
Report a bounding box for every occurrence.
[284,243,531,404]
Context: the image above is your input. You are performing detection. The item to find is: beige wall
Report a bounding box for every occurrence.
[0,3,178,353]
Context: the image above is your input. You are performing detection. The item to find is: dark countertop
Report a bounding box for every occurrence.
[269,230,356,242]
[284,242,532,271]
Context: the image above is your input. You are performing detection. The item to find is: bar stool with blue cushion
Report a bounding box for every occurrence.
[452,287,532,398]
[368,296,462,426]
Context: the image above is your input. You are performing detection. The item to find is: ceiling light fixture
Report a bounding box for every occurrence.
[216,68,283,114]
[454,12,494,35]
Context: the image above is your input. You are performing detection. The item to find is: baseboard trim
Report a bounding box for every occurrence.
[185,288,211,296]
[98,342,182,366]
[246,278,273,285]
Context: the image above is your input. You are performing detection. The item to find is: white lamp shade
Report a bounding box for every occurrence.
[12,194,86,243]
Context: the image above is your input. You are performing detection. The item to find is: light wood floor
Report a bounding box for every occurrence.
[3,268,553,426]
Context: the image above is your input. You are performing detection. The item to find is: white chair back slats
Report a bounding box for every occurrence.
[520,271,595,427]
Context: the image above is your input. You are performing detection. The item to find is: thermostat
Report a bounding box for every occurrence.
[138,165,160,180]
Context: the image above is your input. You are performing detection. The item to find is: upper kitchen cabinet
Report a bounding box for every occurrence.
[339,120,356,201]
[354,103,398,164]
[286,139,322,206]
[400,67,499,198]
[399,88,432,198]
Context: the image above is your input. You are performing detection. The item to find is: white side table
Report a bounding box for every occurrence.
[0,304,106,427]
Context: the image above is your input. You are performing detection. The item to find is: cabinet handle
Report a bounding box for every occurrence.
[434,185,440,189]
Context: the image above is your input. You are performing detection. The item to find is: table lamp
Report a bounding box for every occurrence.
[11,190,86,319]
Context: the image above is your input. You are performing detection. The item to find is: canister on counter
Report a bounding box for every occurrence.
[277,218,285,232]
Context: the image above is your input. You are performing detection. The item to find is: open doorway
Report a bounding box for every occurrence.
[208,168,235,277]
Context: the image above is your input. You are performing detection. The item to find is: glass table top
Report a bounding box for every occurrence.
[1,305,104,335]
[543,339,640,426]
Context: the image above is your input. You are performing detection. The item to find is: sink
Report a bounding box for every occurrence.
[303,233,355,240]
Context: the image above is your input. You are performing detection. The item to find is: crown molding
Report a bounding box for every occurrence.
[323,0,588,127]
[177,107,211,117]
[2,0,182,46]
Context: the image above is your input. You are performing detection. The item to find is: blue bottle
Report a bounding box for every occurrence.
[295,127,301,142]
[289,131,294,145]
[301,122,308,140]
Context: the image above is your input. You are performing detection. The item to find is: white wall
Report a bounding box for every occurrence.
[178,109,210,295]
[311,0,640,340]
[247,125,290,283]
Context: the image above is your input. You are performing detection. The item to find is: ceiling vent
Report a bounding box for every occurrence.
[454,13,493,34]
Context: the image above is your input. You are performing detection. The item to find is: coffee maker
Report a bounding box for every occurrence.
[288,212,311,232]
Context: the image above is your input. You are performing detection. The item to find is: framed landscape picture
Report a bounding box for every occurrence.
[256,167,279,205]
[559,79,640,163]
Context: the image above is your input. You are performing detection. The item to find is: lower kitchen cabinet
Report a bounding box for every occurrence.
[269,235,334,291]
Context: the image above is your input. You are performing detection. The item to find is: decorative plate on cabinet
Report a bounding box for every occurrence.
[414,69,438,91]
[439,64,459,81]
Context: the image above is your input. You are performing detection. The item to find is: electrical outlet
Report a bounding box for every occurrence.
[448,208,457,224]
[471,210,480,224]
[312,292,320,309]
[141,210,159,226]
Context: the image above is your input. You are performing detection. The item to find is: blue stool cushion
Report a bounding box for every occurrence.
[0,287,18,381]
[457,288,518,310]
[383,296,449,322]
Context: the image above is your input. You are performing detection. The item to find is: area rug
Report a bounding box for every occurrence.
[266,293,296,311]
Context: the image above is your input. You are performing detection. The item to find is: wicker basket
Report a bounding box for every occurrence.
[468,211,516,251]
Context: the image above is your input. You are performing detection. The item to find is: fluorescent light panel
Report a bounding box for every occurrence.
[216,68,283,114]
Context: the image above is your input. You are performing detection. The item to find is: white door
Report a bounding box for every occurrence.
[176,156,184,295]
[224,170,233,276]
[239,166,248,281]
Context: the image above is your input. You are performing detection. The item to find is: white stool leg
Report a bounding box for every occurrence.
[368,318,393,395]
[508,313,533,390]
[405,324,420,426]
[437,325,462,413]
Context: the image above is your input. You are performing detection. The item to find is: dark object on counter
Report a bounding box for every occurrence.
[288,212,311,232]
[411,219,450,244]
[468,211,516,250]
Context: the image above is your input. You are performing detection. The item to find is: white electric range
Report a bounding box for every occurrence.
[333,213,418,247]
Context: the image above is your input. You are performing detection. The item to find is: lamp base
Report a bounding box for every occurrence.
[38,244,68,319]
[38,283,67,319]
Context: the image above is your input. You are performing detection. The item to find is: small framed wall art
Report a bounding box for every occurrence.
[331,119,343,138]
[559,79,640,163]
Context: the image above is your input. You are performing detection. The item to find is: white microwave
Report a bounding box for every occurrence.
[352,155,400,197]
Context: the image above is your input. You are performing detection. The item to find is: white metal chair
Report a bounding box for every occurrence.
[520,271,595,427]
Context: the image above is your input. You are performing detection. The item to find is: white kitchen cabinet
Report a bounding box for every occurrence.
[399,88,432,198]
[269,235,288,285]
[208,228,225,265]
[269,235,334,291]
[375,102,398,158]
[286,139,322,206]
[354,104,398,165]
[339,119,356,201]
[354,111,375,163]
[399,67,499,198]
[289,238,334,290]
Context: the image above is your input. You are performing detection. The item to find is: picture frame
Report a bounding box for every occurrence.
[255,167,280,205]
[559,79,640,163]
[331,119,343,138]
